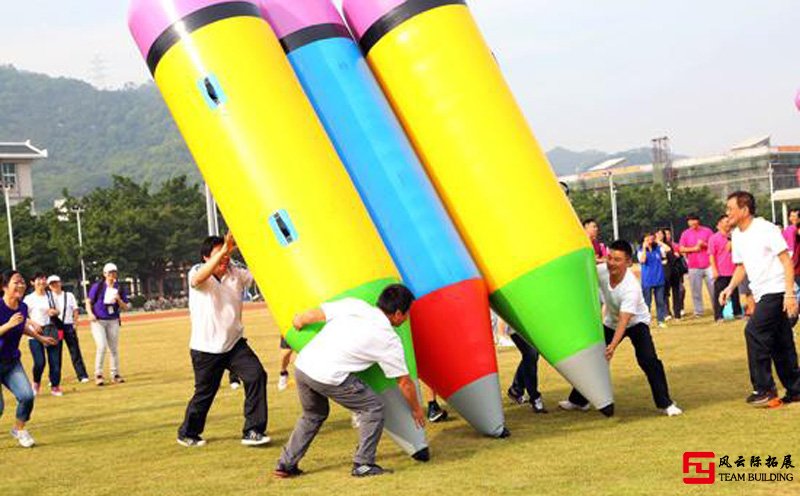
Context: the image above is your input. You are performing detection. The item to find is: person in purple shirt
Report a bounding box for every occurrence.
[709,215,742,322]
[679,214,715,317]
[0,269,57,448]
[782,209,799,255]
[85,263,131,386]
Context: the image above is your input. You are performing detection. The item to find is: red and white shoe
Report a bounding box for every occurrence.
[51,386,64,397]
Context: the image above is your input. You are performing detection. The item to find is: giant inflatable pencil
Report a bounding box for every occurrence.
[260,0,507,437]
[128,0,429,458]
[343,0,614,414]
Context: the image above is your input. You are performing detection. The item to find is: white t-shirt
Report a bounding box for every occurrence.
[51,291,78,325]
[23,292,52,327]
[188,264,253,354]
[597,264,651,329]
[732,217,788,302]
[294,298,409,386]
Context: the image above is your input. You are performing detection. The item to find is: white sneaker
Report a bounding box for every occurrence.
[10,429,35,448]
[230,381,241,390]
[663,403,683,417]
[79,377,90,384]
[277,373,289,392]
[664,315,673,322]
[497,336,515,348]
[658,322,668,329]
[558,400,590,412]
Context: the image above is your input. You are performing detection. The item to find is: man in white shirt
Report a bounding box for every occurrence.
[719,191,800,407]
[177,233,269,448]
[47,275,88,383]
[558,240,682,417]
[274,285,425,479]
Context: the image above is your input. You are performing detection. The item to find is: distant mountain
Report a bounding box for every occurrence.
[0,65,196,207]
[546,146,671,177]
[0,65,678,206]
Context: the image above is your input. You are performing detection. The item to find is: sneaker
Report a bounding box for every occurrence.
[230,381,241,390]
[241,430,271,447]
[79,377,90,384]
[663,403,683,416]
[532,396,548,414]
[352,463,392,477]
[427,402,448,423]
[32,383,40,396]
[781,392,800,404]
[507,387,526,405]
[746,390,780,408]
[10,428,35,448]
[176,435,207,447]
[497,336,515,348]
[274,465,304,479]
[95,375,105,386]
[278,371,289,392]
[112,375,125,384]
[658,322,668,329]
[664,315,673,322]
[50,386,64,397]
[558,400,590,412]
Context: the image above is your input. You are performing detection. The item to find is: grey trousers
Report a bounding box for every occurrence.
[688,268,714,316]
[278,369,384,468]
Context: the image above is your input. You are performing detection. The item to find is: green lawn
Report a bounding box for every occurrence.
[1,304,798,495]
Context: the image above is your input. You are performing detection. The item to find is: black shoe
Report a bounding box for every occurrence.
[746,389,780,408]
[507,387,526,405]
[274,465,304,478]
[427,402,448,423]
[177,435,207,447]
[531,396,548,414]
[241,430,271,446]
[781,392,800,404]
[352,463,392,477]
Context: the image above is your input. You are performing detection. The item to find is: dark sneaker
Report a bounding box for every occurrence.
[746,390,780,408]
[274,465,304,478]
[781,392,800,404]
[507,387,526,405]
[241,430,271,446]
[427,402,448,423]
[352,463,392,477]
[177,435,206,447]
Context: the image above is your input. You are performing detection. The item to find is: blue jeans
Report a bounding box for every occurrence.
[0,359,35,422]
[29,339,62,387]
[643,285,667,323]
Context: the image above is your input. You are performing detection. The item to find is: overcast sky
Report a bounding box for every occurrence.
[2,0,798,156]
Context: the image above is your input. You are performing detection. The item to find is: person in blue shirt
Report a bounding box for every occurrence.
[638,232,670,328]
[0,269,57,448]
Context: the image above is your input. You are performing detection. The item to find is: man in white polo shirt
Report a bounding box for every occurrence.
[719,191,800,407]
[177,233,269,447]
[558,240,682,417]
[274,285,425,479]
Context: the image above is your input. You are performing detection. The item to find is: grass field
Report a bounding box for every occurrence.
[2,303,799,495]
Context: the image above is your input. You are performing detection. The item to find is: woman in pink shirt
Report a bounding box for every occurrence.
[709,215,742,321]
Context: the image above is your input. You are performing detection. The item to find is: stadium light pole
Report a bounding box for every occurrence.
[768,163,776,223]
[607,172,619,240]
[3,185,16,270]
[73,206,89,301]
[204,183,220,236]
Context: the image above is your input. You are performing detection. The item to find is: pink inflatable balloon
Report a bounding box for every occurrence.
[796,89,800,112]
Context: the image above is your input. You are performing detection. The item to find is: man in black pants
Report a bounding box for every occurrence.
[558,240,682,416]
[720,191,800,407]
[177,233,269,447]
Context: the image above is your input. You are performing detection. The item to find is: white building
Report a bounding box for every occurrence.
[0,140,47,206]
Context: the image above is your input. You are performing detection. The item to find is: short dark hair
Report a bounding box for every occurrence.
[727,191,756,216]
[31,271,47,281]
[790,208,800,216]
[582,218,597,227]
[0,269,22,297]
[717,214,728,224]
[201,236,225,259]
[608,240,633,260]
[377,284,415,315]
[686,213,700,221]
